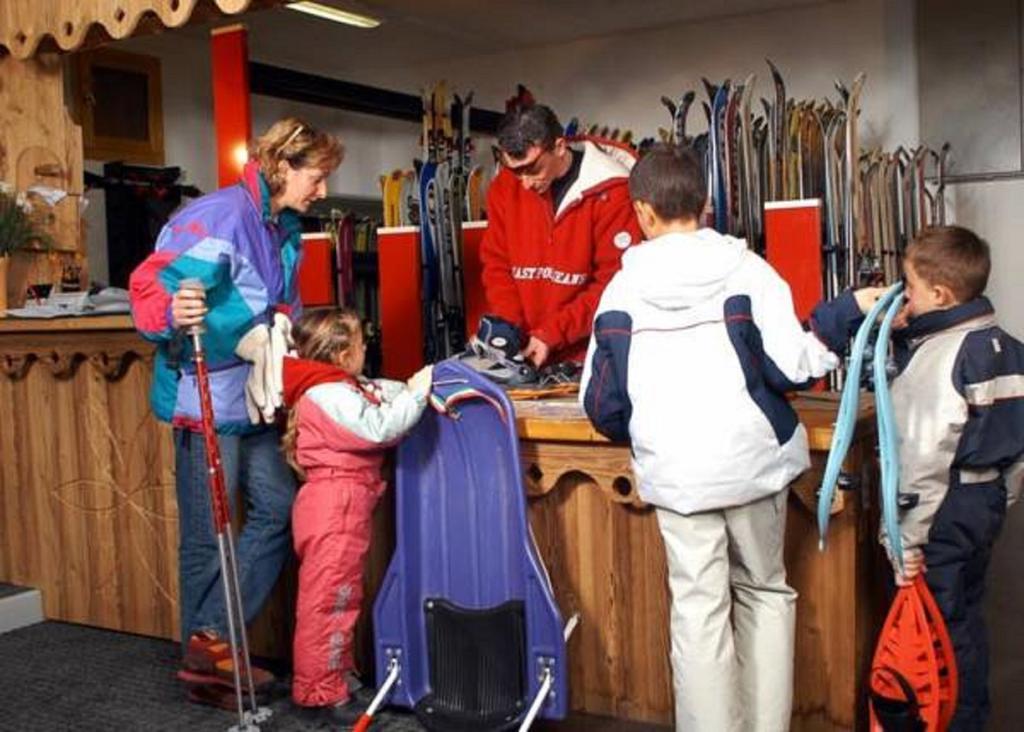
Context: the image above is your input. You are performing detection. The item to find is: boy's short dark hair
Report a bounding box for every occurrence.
[629,143,706,222]
[496,104,563,159]
[906,225,990,302]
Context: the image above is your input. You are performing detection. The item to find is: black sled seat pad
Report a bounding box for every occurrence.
[414,598,526,731]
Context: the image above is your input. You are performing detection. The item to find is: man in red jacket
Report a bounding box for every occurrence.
[480,104,642,367]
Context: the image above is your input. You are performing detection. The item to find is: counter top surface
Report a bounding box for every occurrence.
[0,314,136,334]
[513,393,870,449]
[0,318,866,451]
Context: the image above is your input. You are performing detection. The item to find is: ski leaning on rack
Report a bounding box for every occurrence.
[417,81,475,363]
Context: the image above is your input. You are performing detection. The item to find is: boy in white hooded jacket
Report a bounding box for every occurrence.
[580,144,876,732]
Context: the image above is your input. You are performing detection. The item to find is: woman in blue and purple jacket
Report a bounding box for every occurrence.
[129,118,343,689]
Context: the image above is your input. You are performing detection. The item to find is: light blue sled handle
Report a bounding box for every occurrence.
[818,283,904,549]
[875,290,906,572]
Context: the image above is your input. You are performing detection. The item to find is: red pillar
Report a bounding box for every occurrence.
[211,24,251,187]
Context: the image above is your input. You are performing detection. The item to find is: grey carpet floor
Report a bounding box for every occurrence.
[0,582,28,599]
[0,621,425,732]
[0,621,664,732]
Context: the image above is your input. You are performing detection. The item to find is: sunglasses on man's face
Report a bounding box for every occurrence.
[503,146,554,177]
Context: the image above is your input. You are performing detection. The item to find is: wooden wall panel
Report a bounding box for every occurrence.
[0,320,391,663]
[0,52,85,306]
[0,326,181,640]
[525,460,674,724]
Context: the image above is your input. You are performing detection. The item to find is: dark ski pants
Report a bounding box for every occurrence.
[922,477,1008,732]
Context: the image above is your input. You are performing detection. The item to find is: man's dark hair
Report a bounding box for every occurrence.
[906,225,990,302]
[628,143,706,222]
[496,104,563,159]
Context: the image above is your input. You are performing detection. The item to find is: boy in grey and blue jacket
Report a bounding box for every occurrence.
[821,226,1024,732]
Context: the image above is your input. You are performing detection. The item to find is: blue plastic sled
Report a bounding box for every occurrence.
[371,360,569,731]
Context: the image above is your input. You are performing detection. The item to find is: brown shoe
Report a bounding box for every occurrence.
[186,682,244,711]
[182,631,275,689]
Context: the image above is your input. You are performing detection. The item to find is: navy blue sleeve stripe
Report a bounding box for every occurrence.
[955,328,1024,391]
[954,327,1024,470]
[955,399,1024,469]
[724,295,801,444]
[582,311,633,443]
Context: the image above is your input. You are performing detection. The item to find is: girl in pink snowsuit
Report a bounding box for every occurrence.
[282,308,431,721]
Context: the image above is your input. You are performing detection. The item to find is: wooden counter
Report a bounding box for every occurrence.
[0,315,177,639]
[0,319,883,730]
[515,395,885,730]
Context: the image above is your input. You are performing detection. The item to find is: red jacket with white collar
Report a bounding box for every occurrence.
[480,140,642,363]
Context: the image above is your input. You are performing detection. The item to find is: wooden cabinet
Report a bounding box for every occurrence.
[0,318,175,638]
[515,397,886,730]
[75,48,164,166]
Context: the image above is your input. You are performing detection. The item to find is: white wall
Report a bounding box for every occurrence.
[250,96,424,199]
[949,180,1024,337]
[83,30,216,283]
[84,30,427,281]
[113,0,921,193]
[114,30,422,199]
[351,0,917,149]
[92,0,912,282]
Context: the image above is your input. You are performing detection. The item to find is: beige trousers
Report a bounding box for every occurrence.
[656,488,796,732]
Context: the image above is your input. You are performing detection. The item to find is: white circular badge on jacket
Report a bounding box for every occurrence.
[613,231,633,249]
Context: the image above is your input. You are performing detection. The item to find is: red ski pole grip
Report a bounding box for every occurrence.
[186,296,233,533]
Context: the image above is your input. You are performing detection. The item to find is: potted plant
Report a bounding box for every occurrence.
[0,182,51,314]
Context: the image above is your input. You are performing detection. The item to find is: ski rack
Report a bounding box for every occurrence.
[651,60,950,300]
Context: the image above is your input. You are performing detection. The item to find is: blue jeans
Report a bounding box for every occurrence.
[174,427,297,647]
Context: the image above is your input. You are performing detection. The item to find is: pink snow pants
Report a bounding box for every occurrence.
[291,472,383,706]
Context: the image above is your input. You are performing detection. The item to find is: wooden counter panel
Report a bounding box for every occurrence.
[514,393,871,453]
[0,334,178,640]
[526,465,672,723]
[520,431,883,729]
[2,325,881,727]
[0,325,383,660]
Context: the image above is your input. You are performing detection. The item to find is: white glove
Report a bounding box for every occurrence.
[235,324,275,424]
[268,312,294,413]
[406,364,433,398]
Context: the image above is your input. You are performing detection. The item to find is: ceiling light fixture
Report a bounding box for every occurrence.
[286,2,381,29]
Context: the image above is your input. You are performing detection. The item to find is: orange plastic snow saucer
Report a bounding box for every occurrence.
[869,575,958,731]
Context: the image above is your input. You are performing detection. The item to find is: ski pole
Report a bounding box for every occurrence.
[352,658,401,732]
[182,279,269,732]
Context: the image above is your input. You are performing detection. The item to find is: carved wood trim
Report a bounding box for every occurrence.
[0,348,151,381]
[0,352,33,379]
[1,0,287,60]
[520,440,651,509]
